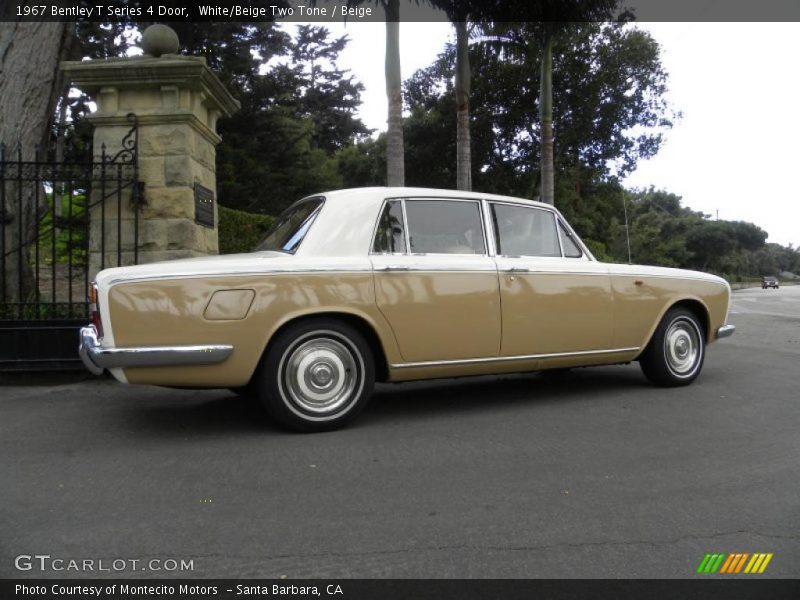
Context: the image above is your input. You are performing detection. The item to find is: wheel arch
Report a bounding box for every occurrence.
[640,296,711,354]
[258,310,390,383]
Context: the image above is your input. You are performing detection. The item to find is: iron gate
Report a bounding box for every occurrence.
[0,114,141,370]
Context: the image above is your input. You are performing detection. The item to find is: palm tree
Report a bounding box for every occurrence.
[383,0,404,186]
[539,30,555,205]
[453,20,472,191]
[384,0,482,188]
[431,1,478,191]
[472,2,623,205]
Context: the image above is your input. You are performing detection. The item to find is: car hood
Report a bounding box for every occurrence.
[94,252,370,288]
[606,262,729,287]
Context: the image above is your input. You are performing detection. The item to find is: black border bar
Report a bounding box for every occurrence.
[3,0,800,23]
[4,579,800,600]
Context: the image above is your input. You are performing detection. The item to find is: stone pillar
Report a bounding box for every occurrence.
[61,26,239,275]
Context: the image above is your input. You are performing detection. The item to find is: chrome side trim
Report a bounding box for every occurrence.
[79,325,233,374]
[105,268,727,287]
[375,268,497,274]
[716,324,736,339]
[518,270,606,276]
[106,267,372,286]
[390,347,640,369]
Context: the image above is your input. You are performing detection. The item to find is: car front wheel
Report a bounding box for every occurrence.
[639,308,706,387]
[256,318,375,432]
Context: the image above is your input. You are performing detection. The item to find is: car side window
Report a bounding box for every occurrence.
[372,200,407,253]
[254,197,324,253]
[491,203,561,257]
[405,200,486,255]
[558,220,583,258]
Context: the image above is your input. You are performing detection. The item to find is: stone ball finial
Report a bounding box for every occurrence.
[141,24,180,57]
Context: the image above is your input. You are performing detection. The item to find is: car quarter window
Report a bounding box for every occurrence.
[372,200,407,253]
[491,203,561,257]
[558,220,583,258]
[254,197,323,253]
[405,199,486,255]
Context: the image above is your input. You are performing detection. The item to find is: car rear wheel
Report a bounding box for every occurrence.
[639,308,705,387]
[256,318,374,432]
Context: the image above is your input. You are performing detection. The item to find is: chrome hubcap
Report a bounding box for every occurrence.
[665,318,700,375]
[283,337,358,414]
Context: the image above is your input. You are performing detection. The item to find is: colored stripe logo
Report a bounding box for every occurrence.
[696,553,773,574]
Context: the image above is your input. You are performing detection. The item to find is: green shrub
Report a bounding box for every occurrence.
[584,238,614,262]
[218,205,274,255]
[37,193,88,266]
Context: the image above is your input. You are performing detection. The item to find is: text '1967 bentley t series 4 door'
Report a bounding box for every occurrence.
[79,188,735,431]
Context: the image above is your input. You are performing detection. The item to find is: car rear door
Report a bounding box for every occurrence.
[370,197,501,363]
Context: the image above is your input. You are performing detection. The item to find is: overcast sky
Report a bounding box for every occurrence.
[319,21,800,249]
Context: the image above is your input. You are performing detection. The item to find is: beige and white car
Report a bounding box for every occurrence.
[79,187,735,431]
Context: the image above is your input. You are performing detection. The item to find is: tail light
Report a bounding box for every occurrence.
[89,283,104,338]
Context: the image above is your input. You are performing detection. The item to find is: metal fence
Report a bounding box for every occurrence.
[0,114,141,369]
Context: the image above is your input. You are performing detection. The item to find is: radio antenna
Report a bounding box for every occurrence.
[622,193,632,264]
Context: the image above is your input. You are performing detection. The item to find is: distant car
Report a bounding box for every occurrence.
[762,276,779,289]
[79,187,735,431]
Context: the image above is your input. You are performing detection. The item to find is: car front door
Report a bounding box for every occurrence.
[489,201,614,358]
[371,197,501,363]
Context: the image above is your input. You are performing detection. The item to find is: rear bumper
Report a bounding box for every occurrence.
[716,324,736,340]
[78,325,233,375]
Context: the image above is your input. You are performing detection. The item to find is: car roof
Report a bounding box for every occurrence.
[319,187,556,211]
[295,187,567,258]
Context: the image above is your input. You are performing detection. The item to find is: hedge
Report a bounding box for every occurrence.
[218,205,275,255]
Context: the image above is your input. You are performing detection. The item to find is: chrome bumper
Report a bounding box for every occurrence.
[716,324,736,339]
[78,325,233,375]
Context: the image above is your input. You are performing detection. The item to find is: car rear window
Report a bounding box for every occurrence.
[254,197,324,253]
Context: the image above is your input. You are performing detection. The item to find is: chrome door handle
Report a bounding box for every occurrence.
[506,267,531,273]
[380,265,411,271]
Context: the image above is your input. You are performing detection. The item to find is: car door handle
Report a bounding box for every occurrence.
[505,267,531,273]
[379,265,411,271]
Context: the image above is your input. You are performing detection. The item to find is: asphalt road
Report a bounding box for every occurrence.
[1,286,799,579]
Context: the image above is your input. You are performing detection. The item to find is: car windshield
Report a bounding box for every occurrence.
[254,197,324,253]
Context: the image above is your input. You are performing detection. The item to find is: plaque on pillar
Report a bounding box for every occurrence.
[194,183,215,228]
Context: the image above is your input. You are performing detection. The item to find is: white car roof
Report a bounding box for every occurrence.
[296,187,559,258]
[319,186,551,208]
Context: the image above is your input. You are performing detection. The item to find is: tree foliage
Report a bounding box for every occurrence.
[580,186,799,280]
[41,20,800,276]
[404,22,675,196]
[170,23,370,214]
